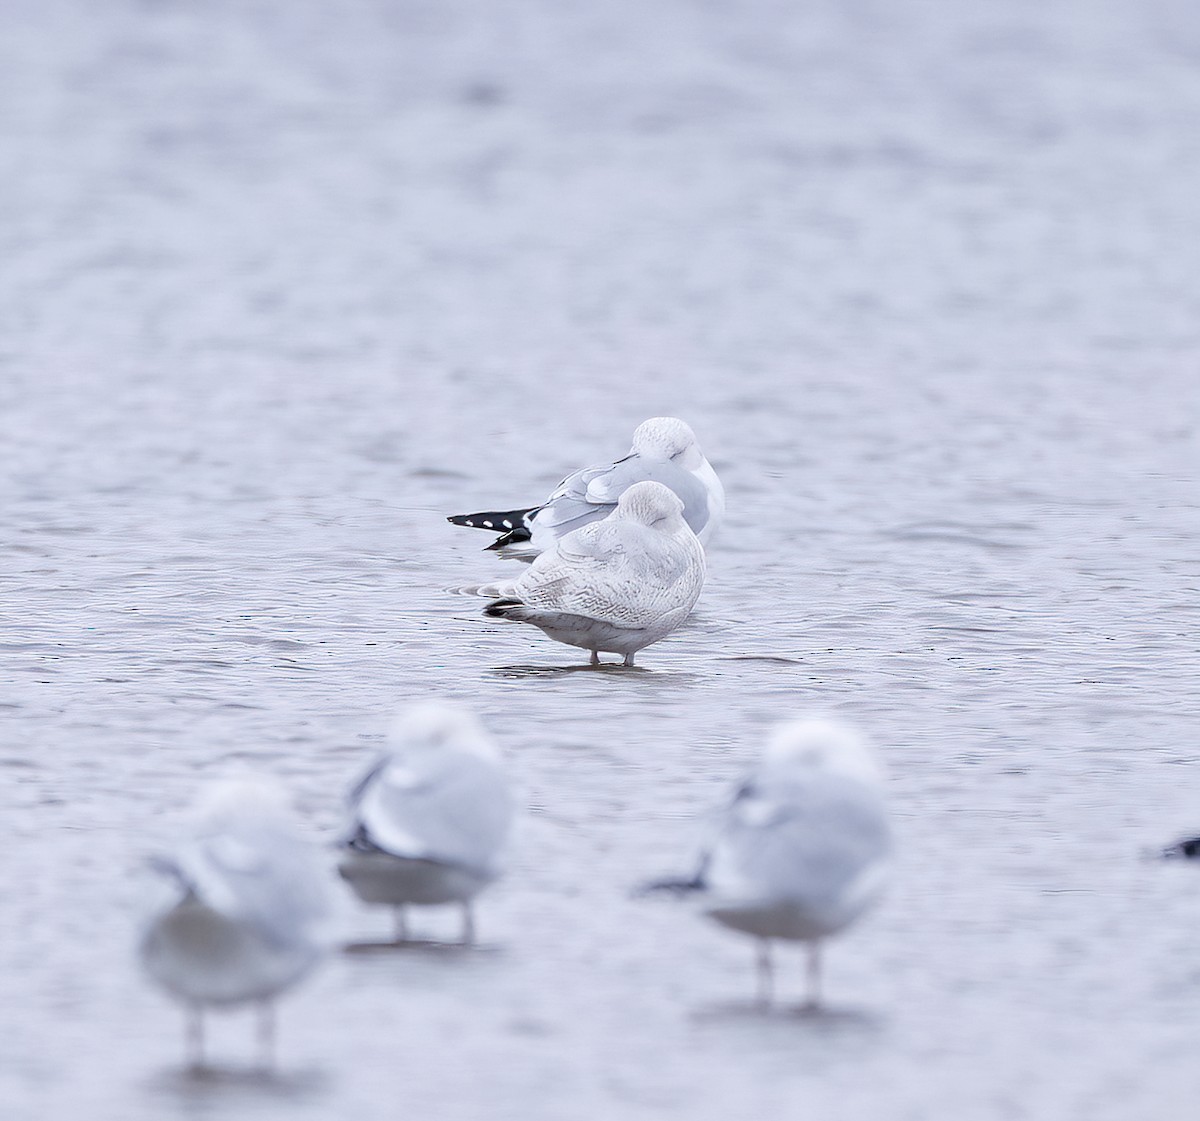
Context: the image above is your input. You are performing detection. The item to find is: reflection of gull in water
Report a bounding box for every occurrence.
[483,480,705,667]
[139,778,336,1070]
[642,719,890,1007]
[338,702,515,944]
[448,416,724,561]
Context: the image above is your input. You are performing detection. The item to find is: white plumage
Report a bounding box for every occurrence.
[139,777,336,1068]
[653,719,890,1007]
[338,702,515,944]
[483,480,706,666]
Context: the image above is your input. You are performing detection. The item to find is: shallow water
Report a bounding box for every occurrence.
[3,0,1200,1118]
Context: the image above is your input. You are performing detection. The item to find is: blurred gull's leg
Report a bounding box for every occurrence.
[755,940,774,1007]
[804,943,822,1010]
[186,1005,205,1069]
[257,1000,275,1070]
[461,902,476,945]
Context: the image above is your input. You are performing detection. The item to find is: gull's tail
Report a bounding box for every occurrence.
[483,597,526,619]
[447,507,539,545]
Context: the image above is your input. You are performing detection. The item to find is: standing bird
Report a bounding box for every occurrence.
[337,703,515,944]
[483,480,705,667]
[447,416,724,561]
[642,719,890,1008]
[139,778,336,1070]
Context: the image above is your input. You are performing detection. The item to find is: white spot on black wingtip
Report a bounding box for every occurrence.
[482,520,493,528]
[502,519,512,529]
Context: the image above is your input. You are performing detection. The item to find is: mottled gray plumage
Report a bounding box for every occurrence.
[484,480,705,665]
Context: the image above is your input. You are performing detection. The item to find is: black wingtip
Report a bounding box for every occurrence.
[632,874,707,899]
[343,824,384,855]
[447,507,540,534]
[484,597,524,618]
[1162,836,1200,859]
[486,528,533,551]
[448,513,490,528]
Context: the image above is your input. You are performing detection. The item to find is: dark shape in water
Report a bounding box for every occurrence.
[1162,835,1200,859]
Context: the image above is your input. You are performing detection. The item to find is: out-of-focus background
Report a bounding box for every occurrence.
[3,0,1200,1118]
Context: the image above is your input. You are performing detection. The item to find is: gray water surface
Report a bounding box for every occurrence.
[3,1,1200,1118]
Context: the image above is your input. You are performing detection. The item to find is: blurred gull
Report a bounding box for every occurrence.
[338,702,515,944]
[643,719,890,1007]
[448,416,724,561]
[483,480,705,667]
[139,777,336,1069]
[1161,834,1200,858]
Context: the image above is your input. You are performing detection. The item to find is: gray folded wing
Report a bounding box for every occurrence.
[537,456,711,538]
[352,751,513,874]
[708,777,890,907]
[172,819,330,943]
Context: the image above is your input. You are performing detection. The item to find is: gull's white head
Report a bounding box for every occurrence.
[631,417,703,469]
[615,479,686,528]
[190,772,296,830]
[762,718,883,788]
[389,701,499,761]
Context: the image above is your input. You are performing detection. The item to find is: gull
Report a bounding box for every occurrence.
[448,416,724,561]
[139,777,336,1069]
[642,719,890,1007]
[482,480,705,666]
[337,702,515,944]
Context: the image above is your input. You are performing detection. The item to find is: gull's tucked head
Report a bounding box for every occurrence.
[390,701,498,760]
[631,417,702,468]
[762,718,883,788]
[191,773,295,830]
[615,480,686,528]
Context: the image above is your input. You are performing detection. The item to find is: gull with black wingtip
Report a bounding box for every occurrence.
[448,416,724,561]
[641,719,891,1008]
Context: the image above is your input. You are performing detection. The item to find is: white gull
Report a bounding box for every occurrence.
[337,702,515,944]
[139,777,336,1069]
[644,719,890,1007]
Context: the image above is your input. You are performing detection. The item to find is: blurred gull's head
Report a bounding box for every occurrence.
[762,719,883,788]
[389,701,498,760]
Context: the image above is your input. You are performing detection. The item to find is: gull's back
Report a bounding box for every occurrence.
[169,803,331,946]
[705,770,890,941]
[349,745,513,875]
[516,511,704,629]
[533,455,713,550]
